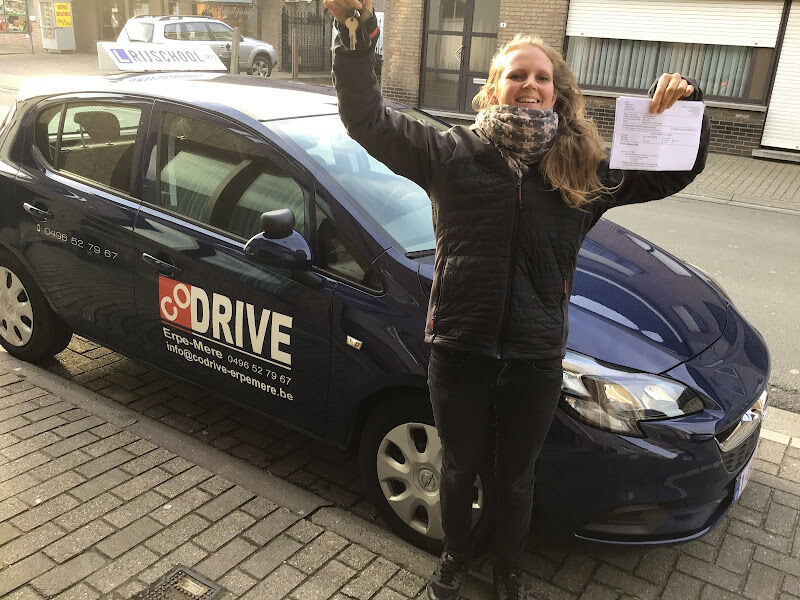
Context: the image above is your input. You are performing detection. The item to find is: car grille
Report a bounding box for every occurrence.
[716,388,767,473]
[719,423,760,472]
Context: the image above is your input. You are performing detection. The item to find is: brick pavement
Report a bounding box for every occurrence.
[0,338,799,599]
[682,153,800,213]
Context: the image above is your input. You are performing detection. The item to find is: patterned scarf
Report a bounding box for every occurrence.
[472,105,559,179]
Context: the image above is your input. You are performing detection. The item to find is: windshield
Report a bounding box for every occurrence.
[269,110,448,253]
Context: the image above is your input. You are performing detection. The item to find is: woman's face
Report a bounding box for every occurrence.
[492,46,556,111]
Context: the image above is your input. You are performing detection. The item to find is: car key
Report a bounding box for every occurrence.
[345,10,360,51]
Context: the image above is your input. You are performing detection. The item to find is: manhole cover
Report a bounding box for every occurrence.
[131,567,223,600]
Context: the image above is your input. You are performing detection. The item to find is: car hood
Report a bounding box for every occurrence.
[243,37,272,48]
[415,218,728,374]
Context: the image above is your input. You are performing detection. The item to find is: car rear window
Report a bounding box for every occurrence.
[124,21,153,42]
[270,111,446,253]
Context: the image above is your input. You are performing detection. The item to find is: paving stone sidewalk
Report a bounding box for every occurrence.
[0,349,444,600]
[1,339,800,599]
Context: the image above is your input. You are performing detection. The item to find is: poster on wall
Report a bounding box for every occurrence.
[54,2,71,26]
[0,0,30,33]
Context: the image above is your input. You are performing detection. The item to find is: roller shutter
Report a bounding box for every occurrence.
[566,0,784,47]
[762,1,800,150]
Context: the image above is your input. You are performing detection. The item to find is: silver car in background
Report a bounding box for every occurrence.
[117,15,277,76]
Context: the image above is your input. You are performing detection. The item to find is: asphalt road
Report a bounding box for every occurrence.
[607,195,800,411]
[0,89,15,116]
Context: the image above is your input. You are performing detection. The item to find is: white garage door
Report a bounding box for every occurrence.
[566,0,784,46]
[762,1,800,150]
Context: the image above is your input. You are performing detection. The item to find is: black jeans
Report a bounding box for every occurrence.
[427,345,563,570]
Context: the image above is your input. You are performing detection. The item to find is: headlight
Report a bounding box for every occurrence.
[560,351,706,436]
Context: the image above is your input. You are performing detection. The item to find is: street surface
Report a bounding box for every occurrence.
[608,196,800,412]
[0,90,15,116]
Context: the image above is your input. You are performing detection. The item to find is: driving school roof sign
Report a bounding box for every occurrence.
[97,42,226,72]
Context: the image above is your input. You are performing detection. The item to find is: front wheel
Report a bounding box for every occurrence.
[250,55,273,77]
[0,250,72,362]
[359,394,494,554]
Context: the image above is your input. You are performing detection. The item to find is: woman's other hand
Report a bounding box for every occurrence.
[650,73,695,113]
[323,0,374,23]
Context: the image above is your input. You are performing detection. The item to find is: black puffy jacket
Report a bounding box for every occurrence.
[332,26,710,360]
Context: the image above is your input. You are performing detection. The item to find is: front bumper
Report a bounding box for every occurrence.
[536,305,769,544]
[536,409,760,544]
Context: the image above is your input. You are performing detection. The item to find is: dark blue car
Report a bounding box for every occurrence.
[0,72,769,551]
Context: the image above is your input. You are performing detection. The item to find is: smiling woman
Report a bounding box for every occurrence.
[327,2,710,597]
[490,46,556,110]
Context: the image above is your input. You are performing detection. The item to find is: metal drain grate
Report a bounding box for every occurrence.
[131,567,223,600]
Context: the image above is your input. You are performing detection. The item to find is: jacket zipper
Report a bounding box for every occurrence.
[496,178,523,358]
[431,254,447,335]
[561,259,573,346]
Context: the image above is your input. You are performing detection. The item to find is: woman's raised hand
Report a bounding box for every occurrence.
[323,0,374,23]
[650,73,695,114]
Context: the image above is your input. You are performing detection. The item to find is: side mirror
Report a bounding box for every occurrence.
[244,210,311,269]
[261,208,294,239]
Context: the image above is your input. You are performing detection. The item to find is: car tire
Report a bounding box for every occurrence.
[0,250,72,362]
[359,393,495,555]
[250,55,273,78]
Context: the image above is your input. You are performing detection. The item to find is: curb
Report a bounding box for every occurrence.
[671,192,800,217]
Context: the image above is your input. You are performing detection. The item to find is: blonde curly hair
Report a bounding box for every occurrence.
[473,34,612,208]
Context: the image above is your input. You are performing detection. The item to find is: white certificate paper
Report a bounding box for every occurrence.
[609,97,705,171]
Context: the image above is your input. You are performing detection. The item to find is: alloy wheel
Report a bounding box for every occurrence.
[0,266,33,347]
[251,58,272,77]
[376,422,484,540]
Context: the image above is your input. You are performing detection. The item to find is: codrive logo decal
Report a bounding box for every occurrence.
[158,276,292,369]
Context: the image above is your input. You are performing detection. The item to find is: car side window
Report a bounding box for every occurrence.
[35,103,142,194]
[149,112,306,239]
[207,22,233,42]
[163,24,180,40]
[34,104,62,166]
[315,197,382,291]
[180,22,212,41]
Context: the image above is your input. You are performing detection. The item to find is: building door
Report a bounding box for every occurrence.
[421,0,500,114]
[761,0,800,151]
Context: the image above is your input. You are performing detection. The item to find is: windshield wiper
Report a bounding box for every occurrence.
[406,249,435,258]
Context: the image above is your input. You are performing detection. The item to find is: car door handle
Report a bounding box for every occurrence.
[141,253,182,276]
[23,202,53,221]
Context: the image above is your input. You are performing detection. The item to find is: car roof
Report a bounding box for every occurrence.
[128,15,222,23]
[16,73,402,122]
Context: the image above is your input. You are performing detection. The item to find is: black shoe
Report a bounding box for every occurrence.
[426,551,468,600]
[493,568,528,600]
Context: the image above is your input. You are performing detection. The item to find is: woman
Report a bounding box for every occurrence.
[324,2,709,599]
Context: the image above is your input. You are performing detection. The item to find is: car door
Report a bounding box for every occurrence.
[132,102,332,432]
[13,95,152,351]
[167,21,231,67]
[206,22,242,70]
